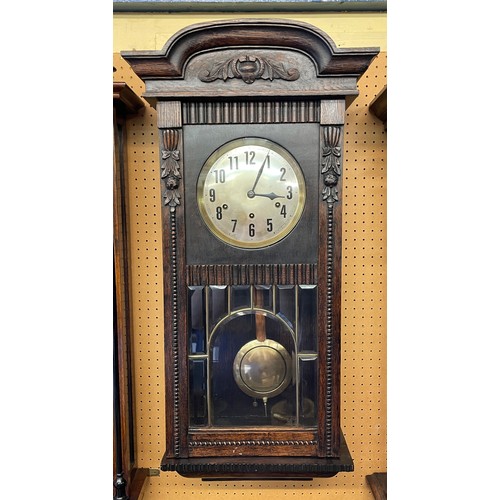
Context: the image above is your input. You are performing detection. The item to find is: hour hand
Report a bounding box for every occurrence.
[253,192,285,200]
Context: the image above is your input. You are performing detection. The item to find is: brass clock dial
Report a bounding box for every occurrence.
[197,138,306,249]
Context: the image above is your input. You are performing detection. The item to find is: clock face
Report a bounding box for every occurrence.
[197,138,306,249]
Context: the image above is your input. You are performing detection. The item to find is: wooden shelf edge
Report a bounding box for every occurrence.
[366,471,387,500]
[128,467,149,500]
[113,81,145,115]
[369,85,387,125]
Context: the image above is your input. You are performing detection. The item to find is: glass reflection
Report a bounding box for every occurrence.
[254,285,273,311]
[188,286,205,354]
[298,356,318,426]
[189,359,207,426]
[231,285,251,310]
[208,285,228,332]
[276,285,295,331]
[298,285,317,352]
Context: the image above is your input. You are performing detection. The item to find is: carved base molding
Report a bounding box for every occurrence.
[161,433,353,479]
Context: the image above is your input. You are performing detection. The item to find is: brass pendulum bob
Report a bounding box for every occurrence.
[233,287,292,415]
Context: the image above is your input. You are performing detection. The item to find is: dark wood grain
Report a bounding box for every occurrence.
[128,468,149,500]
[370,86,387,127]
[113,83,144,497]
[367,472,388,500]
[189,438,318,458]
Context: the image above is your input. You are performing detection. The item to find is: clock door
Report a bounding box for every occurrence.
[184,120,321,461]
[187,284,318,427]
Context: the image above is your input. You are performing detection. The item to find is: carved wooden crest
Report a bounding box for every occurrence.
[199,55,299,84]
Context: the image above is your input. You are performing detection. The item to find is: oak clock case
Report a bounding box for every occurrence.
[121,18,379,479]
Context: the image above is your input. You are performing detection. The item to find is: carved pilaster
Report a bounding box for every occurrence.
[319,121,344,458]
[159,127,182,455]
[158,101,186,459]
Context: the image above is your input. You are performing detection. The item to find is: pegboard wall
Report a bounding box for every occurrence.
[113,34,386,499]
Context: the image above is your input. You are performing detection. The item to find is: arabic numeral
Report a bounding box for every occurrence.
[266,218,273,232]
[213,169,225,183]
[286,186,293,199]
[280,167,286,181]
[216,206,223,220]
[229,156,239,170]
[248,223,255,237]
[280,205,287,218]
[209,188,216,202]
[245,151,256,165]
[231,219,237,232]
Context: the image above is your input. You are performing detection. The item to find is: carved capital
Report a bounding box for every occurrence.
[160,129,182,209]
[321,126,342,204]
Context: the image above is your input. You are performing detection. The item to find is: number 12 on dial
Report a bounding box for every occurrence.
[197,138,306,249]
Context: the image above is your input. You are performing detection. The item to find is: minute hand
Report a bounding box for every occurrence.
[249,151,270,193]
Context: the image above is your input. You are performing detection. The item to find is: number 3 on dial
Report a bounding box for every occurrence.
[197,138,306,249]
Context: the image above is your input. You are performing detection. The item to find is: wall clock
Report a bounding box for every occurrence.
[122,18,378,479]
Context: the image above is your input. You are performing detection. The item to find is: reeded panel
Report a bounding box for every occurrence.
[183,100,320,125]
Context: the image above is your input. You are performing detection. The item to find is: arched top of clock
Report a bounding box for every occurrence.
[121,18,379,80]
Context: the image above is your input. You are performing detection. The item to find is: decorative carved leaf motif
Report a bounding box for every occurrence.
[161,129,181,208]
[161,149,181,178]
[201,59,237,82]
[321,126,342,204]
[199,55,299,84]
[322,185,338,203]
[164,188,181,208]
